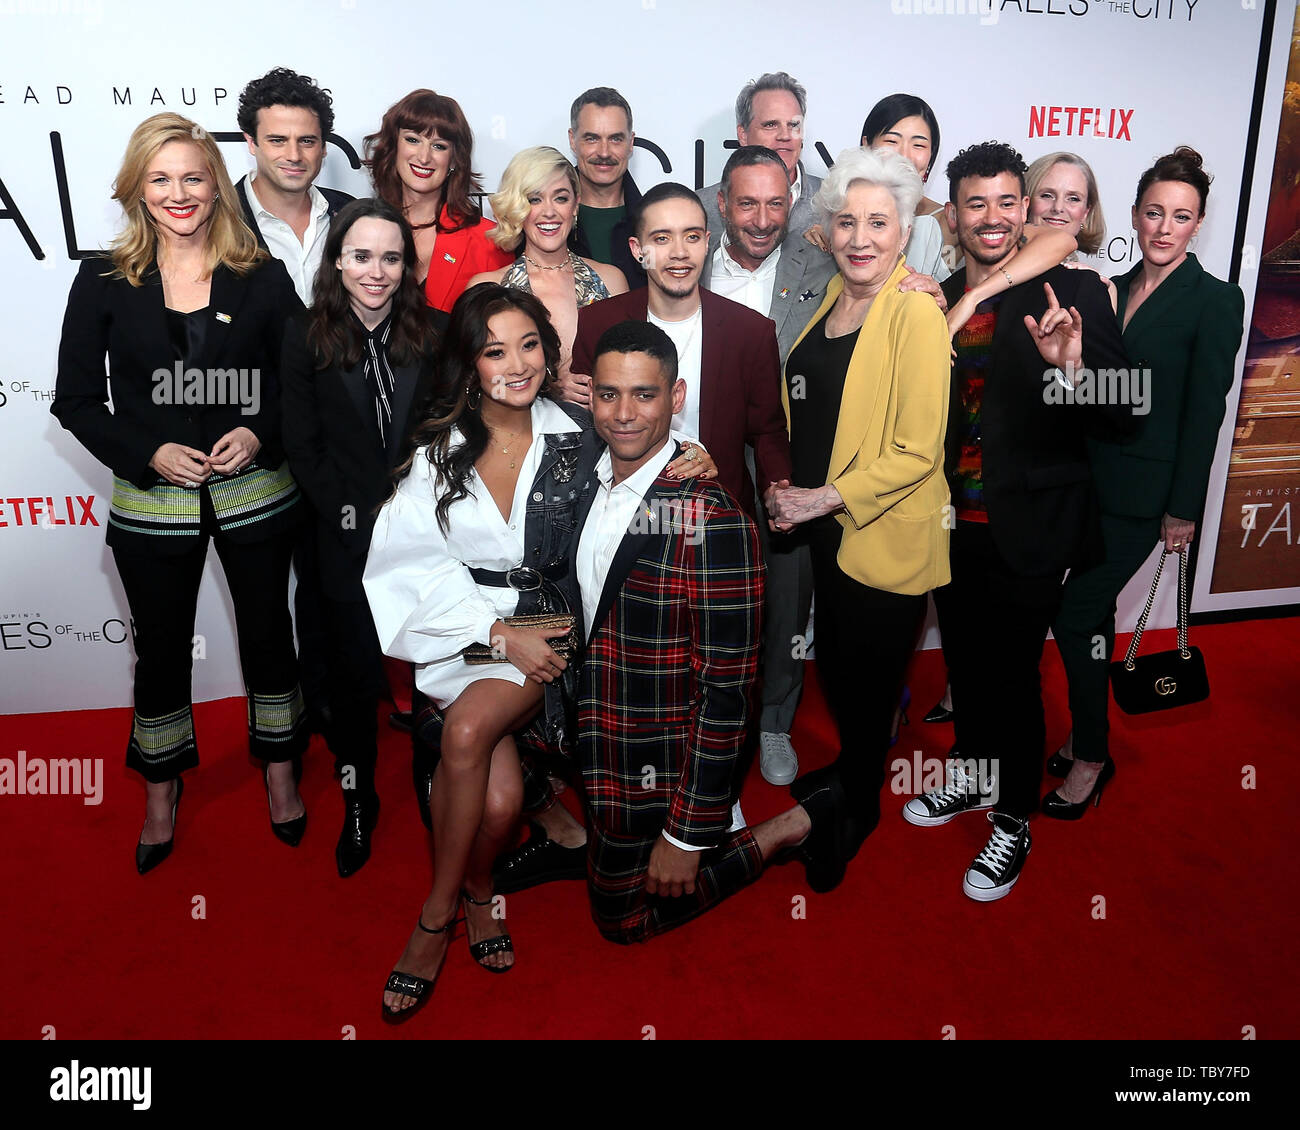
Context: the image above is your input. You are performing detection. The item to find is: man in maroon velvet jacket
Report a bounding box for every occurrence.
[565,181,792,518]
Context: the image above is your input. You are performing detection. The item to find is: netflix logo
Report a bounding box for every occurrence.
[0,496,98,528]
[1029,106,1134,141]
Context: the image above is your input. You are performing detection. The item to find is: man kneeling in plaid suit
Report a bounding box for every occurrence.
[571,321,850,943]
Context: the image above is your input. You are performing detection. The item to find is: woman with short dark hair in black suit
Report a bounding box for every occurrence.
[52,112,309,874]
[1048,147,1245,815]
[281,198,442,877]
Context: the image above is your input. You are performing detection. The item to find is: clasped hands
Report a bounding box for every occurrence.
[764,480,844,532]
[149,426,262,487]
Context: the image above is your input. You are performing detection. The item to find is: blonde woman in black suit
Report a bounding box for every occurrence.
[53,113,308,874]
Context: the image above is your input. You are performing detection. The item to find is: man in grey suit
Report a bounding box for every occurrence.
[699,145,836,787]
[699,72,822,244]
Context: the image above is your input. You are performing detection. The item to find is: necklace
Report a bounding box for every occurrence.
[492,426,525,469]
[524,251,573,272]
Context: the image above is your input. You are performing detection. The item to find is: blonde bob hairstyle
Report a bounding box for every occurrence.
[812,146,922,251]
[108,112,264,286]
[1025,152,1106,256]
[488,146,581,252]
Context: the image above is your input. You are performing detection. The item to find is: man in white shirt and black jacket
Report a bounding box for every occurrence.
[234,67,354,743]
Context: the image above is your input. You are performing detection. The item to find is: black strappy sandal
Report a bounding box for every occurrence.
[461,889,514,973]
[381,913,457,1021]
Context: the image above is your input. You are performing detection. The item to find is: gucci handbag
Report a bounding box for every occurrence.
[462,613,577,665]
[1109,549,1209,714]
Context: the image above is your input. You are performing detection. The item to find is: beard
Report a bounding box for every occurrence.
[652,272,699,301]
[958,221,1024,266]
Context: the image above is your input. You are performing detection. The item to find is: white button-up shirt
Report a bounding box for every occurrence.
[708,231,782,316]
[245,170,332,304]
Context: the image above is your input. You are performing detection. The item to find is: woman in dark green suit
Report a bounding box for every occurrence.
[1047,147,1245,816]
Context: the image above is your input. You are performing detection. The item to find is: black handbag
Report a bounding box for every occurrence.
[1109,549,1209,714]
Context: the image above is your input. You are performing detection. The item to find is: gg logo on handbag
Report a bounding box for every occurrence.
[1110,550,1208,715]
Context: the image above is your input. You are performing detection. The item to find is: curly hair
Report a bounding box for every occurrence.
[488,146,580,252]
[236,67,335,138]
[307,198,439,370]
[364,89,486,234]
[108,112,264,286]
[393,283,562,534]
[945,141,1028,204]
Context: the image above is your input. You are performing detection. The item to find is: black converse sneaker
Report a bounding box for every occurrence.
[962,812,1031,902]
[901,762,995,826]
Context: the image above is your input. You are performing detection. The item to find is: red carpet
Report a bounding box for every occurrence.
[2,617,1296,1040]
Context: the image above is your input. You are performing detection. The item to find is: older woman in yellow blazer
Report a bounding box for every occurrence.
[767,146,950,887]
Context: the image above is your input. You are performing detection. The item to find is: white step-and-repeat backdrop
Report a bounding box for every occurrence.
[0,0,1285,713]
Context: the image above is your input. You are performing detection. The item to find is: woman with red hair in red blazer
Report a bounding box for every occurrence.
[365,89,511,312]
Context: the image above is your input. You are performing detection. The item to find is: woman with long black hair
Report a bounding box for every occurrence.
[281,197,442,877]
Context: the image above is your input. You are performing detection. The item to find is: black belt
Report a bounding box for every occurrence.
[468,562,568,592]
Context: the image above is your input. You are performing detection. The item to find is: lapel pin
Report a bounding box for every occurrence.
[443,252,457,263]
[799,290,816,302]
[779,287,790,299]
[215,312,232,323]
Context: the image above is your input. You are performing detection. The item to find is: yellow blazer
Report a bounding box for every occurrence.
[782,257,951,595]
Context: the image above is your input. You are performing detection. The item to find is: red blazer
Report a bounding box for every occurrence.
[423,207,513,313]
[571,288,791,517]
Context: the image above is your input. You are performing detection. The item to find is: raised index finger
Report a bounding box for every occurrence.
[1042,281,1060,311]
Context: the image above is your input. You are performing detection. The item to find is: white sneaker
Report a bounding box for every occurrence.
[758,732,798,786]
[962,812,1032,902]
[902,763,995,827]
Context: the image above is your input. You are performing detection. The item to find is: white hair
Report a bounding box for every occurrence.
[813,146,922,243]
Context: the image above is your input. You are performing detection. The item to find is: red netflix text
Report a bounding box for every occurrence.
[0,496,99,527]
[1029,106,1133,141]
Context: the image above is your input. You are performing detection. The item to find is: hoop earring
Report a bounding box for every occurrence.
[466,385,481,409]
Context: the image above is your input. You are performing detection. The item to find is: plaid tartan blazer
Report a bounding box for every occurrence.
[573,457,764,848]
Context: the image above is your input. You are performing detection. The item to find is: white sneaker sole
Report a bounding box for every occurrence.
[901,797,994,828]
[962,843,1030,902]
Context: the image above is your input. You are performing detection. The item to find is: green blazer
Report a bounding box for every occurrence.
[1088,253,1244,522]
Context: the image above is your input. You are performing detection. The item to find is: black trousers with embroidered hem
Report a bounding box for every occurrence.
[112,494,306,783]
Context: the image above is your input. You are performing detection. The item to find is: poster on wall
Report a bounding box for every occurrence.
[1211,2,1300,596]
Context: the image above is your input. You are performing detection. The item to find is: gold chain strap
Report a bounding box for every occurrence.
[1121,549,1191,670]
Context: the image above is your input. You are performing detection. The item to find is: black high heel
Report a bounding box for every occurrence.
[1046,744,1074,778]
[136,777,183,875]
[462,889,514,972]
[265,759,306,846]
[382,913,457,1022]
[1041,758,1115,820]
[336,792,380,878]
[924,683,955,724]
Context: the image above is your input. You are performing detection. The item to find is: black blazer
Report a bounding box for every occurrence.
[1092,254,1244,522]
[234,175,354,254]
[941,263,1137,576]
[568,170,646,290]
[280,307,444,600]
[54,255,302,488]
